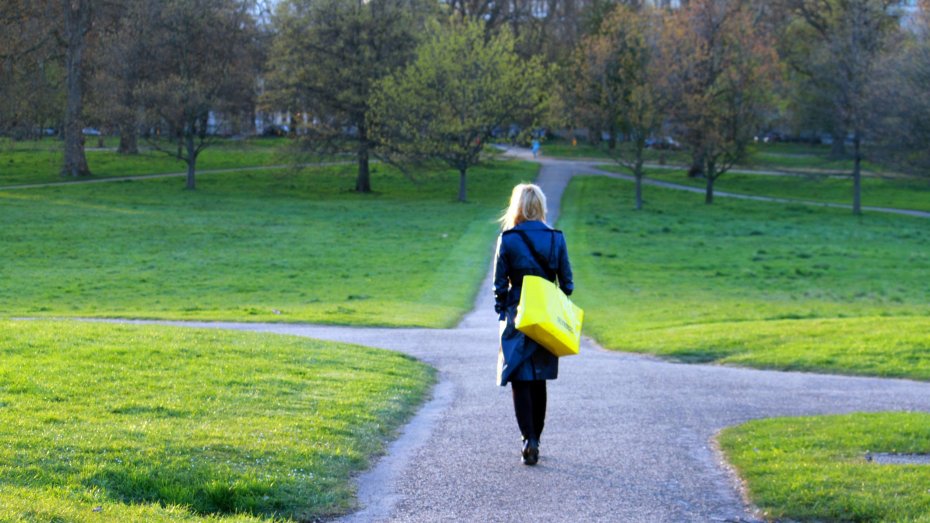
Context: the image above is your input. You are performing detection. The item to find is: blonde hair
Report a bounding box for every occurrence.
[500,183,547,230]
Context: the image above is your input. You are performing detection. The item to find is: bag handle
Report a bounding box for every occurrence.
[512,229,557,282]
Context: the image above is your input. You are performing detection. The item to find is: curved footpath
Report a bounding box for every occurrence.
[95,152,930,522]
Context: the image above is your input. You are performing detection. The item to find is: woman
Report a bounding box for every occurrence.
[493,183,573,466]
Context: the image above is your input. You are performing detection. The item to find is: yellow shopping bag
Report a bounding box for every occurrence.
[514,275,584,357]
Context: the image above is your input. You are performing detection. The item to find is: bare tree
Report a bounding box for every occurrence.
[1,0,62,141]
[90,0,154,155]
[657,0,780,204]
[571,3,666,210]
[871,0,930,177]
[137,0,260,190]
[779,0,899,214]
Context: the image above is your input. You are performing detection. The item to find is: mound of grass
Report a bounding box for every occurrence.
[719,412,930,522]
[625,167,930,213]
[0,320,435,521]
[0,160,533,326]
[621,316,930,380]
[559,176,930,379]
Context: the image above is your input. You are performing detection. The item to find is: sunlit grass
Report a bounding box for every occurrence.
[620,167,930,212]
[0,320,435,521]
[719,412,930,522]
[0,137,295,186]
[559,176,930,379]
[0,160,534,326]
[542,138,886,174]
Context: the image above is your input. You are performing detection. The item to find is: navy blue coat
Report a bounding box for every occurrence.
[493,220,574,386]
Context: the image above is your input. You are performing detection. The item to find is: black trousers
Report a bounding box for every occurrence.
[511,380,547,441]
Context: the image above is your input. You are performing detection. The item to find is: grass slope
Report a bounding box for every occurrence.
[719,412,930,522]
[0,320,435,521]
[559,176,930,379]
[0,161,534,327]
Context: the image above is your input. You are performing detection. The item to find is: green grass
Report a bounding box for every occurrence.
[617,167,930,213]
[744,143,880,172]
[0,137,296,186]
[539,138,690,164]
[0,160,534,326]
[559,176,930,380]
[541,138,888,173]
[719,412,930,522]
[0,319,435,521]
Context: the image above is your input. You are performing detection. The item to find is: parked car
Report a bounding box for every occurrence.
[81,127,101,136]
[646,136,681,150]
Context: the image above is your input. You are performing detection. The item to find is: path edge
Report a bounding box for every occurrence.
[709,428,766,523]
[334,377,455,523]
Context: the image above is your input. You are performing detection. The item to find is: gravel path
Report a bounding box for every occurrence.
[89,153,930,522]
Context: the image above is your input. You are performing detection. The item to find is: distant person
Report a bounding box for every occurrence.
[493,183,574,465]
[531,138,541,158]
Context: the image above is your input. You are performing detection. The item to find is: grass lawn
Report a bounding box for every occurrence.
[744,143,882,172]
[559,176,930,380]
[718,412,930,522]
[616,167,930,213]
[0,160,534,326]
[0,137,296,186]
[0,320,435,521]
[540,138,690,165]
[541,138,887,173]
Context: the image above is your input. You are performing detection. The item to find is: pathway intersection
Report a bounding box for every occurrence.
[100,152,930,522]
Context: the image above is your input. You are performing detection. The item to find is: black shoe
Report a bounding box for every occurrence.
[522,438,539,466]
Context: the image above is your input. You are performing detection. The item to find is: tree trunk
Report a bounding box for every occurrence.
[634,155,644,211]
[117,90,139,154]
[61,0,92,177]
[185,132,196,190]
[830,129,846,158]
[705,161,715,204]
[458,167,467,202]
[607,124,617,150]
[355,124,371,193]
[118,125,138,155]
[852,131,862,215]
[688,150,704,178]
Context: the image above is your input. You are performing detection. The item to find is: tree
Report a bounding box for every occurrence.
[779,0,899,214]
[369,18,550,202]
[572,3,665,210]
[871,0,930,176]
[136,0,260,190]
[658,0,779,204]
[1,0,63,141]
[447,0,585,62]
[90,0,153,155]
[59,0,94,177]
[265,0,434,193]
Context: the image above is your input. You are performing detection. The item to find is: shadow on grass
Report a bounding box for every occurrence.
[82,458,297,516]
